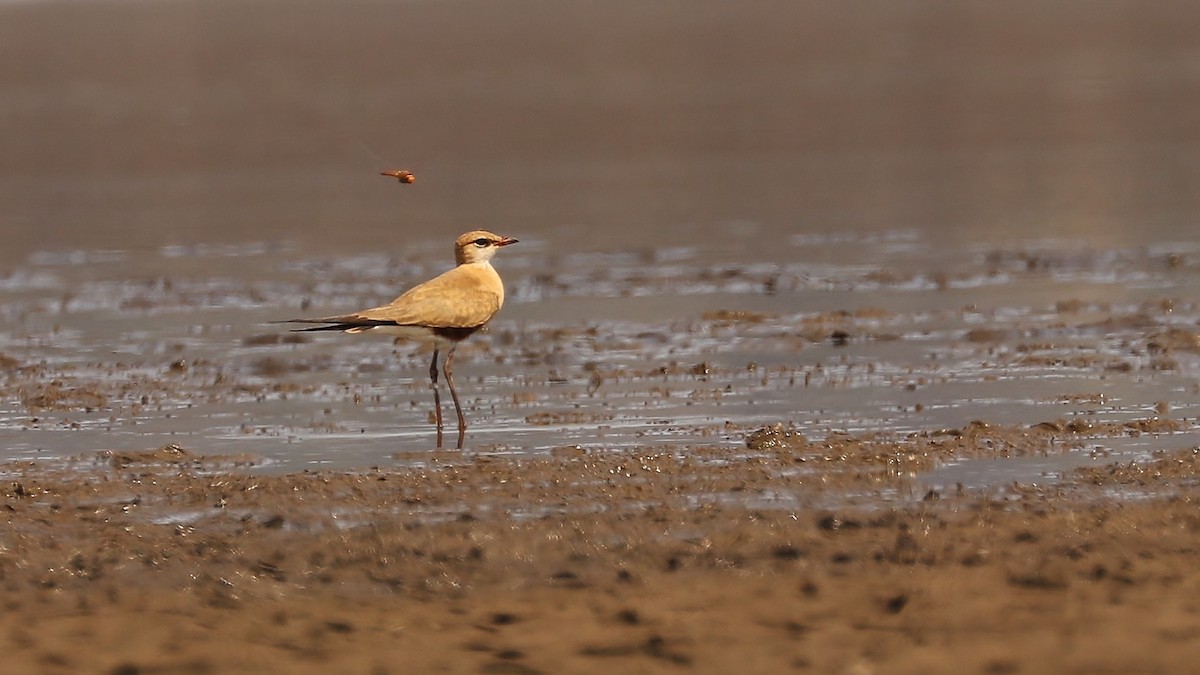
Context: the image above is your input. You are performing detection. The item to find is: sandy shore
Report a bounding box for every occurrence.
[4,439,1200,674]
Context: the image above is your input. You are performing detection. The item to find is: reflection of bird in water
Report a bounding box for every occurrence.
[283,230,518,449]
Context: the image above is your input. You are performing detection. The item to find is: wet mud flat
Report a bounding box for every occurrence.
[4,441,1200,675]
[4,231,1200,673]
[4,229,1200,673]
[7,232,1200,471]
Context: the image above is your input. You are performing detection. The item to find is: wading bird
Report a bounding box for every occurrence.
[283,230,517,448]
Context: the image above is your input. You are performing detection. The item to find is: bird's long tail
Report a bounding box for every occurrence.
[275,318,399,333]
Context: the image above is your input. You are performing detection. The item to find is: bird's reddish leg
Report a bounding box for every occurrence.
[443,344,467,449]
[429,349,444,448]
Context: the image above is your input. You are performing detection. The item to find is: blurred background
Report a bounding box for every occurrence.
[3,0,1200,265]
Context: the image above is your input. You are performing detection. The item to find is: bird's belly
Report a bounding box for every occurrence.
[356,324,443,343]
[355,324,481,346]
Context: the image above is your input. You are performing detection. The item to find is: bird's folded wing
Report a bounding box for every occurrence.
[283,264,503,329]
[355,285,501,328]
[347,265,501,328]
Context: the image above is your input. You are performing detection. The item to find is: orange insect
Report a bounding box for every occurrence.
[381,169,415,183]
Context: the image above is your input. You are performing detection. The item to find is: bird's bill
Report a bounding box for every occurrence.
[496,237,518,247]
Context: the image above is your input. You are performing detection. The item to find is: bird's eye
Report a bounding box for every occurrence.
[473,238,490,247]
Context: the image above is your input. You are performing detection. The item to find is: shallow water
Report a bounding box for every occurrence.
[3,228,1200,495]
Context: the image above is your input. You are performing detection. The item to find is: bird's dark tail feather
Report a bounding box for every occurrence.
[274,319,399,333]
[289,323,361,332]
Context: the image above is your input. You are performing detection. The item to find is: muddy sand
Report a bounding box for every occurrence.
[3,437,1200,674]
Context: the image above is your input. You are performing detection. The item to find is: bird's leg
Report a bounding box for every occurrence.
[443,344,467,449]
[429,348,443,448]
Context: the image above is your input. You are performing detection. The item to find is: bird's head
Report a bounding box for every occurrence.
[455,230,518,265]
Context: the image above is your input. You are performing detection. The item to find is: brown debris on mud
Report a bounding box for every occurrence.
[18,382,107,413]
